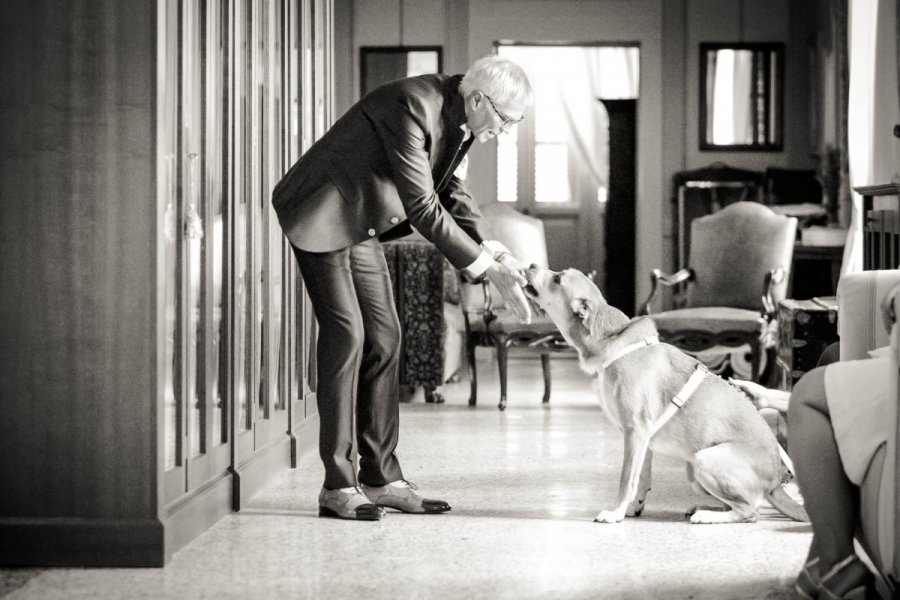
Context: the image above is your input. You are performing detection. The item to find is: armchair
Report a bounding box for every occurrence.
[824,270,900,594]
[641,201,798,382]
[458,203,574,410]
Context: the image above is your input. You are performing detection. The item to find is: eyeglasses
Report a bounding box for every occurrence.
[483,93,525,132]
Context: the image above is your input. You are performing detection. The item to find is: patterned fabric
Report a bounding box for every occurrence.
[442,260,461,306]
[384,241,448,390]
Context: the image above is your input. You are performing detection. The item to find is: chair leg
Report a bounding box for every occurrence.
[763,347,778,388]
[540,354,551,404]
[495,338,509,411]
[466,338,478,407]
[750,342,761,383]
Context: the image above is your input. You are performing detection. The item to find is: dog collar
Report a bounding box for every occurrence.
[601,336,660,369]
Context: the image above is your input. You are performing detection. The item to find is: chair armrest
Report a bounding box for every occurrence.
[761,267,786,318]
[640,268,693,315]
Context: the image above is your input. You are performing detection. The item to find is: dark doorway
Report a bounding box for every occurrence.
[600,99,636,314]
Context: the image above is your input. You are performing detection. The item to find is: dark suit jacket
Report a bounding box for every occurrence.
[272,74,495,270]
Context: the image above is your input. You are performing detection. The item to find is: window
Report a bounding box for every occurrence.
[495,45,639,208]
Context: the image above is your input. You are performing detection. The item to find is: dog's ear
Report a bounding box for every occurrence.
[570,297,594,329]
[572,295,625,339]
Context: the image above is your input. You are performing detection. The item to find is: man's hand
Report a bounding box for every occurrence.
[484,255,532,324]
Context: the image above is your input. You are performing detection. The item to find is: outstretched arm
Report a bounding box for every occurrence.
[729,378,791,413]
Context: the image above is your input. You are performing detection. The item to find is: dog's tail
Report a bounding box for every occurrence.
[766,485,809,522]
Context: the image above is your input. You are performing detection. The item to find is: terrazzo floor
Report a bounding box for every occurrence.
[1,355,813,599]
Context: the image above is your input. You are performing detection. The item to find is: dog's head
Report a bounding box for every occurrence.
[523,265,630,345]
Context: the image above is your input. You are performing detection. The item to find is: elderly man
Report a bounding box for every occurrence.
[272,56,533,520]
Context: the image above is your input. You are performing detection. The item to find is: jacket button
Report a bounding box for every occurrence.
[367,228,376,236]
[390,216,399,224]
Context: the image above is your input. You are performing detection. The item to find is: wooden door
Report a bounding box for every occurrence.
[600,99,636,315]
[232,0,292,474]
[159,0,326,512]
[159,0,232,507]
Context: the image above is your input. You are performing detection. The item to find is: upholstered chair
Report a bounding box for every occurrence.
[458,202,574,410]
[834,271,900,589]
[641,201,798,382]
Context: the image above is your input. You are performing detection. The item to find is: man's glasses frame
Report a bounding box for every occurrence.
[483,93,525,132]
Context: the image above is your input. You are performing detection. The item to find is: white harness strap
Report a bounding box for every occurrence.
[649,364,709,437]
[601,336,793,472]
[600,336,660,369]
[778,445,796,476]
[600,335,708,438]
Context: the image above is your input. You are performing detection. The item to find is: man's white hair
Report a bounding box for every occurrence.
[460,55,532,107]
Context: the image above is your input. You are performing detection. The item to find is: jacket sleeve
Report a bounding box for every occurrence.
[438,173,496,245]
[372,102,484,270]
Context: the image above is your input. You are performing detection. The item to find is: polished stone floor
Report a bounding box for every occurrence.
[2,355,813,599]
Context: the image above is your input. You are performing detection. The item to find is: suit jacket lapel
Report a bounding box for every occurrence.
[434,75,470,191]
[435,132,470,191]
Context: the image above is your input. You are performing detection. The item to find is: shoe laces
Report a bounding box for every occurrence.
[397,479,418,490]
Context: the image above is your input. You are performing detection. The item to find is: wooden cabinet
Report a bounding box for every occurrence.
[0,0,331,566]
[157,0,330,551]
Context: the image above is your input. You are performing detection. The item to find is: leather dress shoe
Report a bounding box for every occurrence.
[361,480,451,514]
[318,486,385,521]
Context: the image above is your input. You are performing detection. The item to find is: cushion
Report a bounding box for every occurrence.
[651,306,766,334]
[463,309,562,337]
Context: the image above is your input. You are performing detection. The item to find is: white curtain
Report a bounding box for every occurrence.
[842,0,900,274]
[557,47,639,197]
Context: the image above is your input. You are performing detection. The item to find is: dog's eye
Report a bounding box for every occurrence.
[552,273,561,285]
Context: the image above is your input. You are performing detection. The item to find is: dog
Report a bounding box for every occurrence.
[522,266,808,524]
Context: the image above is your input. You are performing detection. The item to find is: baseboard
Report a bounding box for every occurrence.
[234,414,319,509]
[0,517,164,567]
[292,412,319,465]
[0,418,321,567]
[162,472,233,564]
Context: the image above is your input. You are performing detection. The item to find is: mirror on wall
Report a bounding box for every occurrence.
[699,42,784,151]
[360,46,442,97]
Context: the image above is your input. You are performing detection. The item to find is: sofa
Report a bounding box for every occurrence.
[832,269,900,594]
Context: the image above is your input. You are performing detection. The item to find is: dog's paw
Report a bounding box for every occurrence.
[689,509,756,524]
[684,504,726,517]
[626,498,645,517]
[594,509,625,523]
[689,509,728,524]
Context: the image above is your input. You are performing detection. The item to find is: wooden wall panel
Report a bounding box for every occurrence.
[0,0,329,566]
[0,0,157,519]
